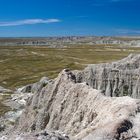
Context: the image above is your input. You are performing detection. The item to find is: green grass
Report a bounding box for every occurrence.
[0,45,140,89]
[0,94,11,116]
[0,102,10,116]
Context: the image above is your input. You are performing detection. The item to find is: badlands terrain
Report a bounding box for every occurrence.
[1,37,140,139]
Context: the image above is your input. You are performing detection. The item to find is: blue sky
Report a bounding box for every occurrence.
[0,0,140,37]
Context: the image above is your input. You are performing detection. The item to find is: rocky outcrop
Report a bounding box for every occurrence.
[0,37,140,47]
[2,55,140,139]
[9,69,140,140]
[0,86,11,94]
[16,77,49,94]
[0,77,49,133]
[75,54,140,98]
[0,130,69,140]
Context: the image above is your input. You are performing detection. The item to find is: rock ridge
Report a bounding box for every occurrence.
[10,68,140,140]
[2,55,140,139]
[75,54,140,98]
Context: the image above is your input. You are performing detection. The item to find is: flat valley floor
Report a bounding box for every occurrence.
[0,45,140,88]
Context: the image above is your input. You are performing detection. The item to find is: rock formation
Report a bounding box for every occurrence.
[5,69,140,140]
[1,55,140,139]
[0,130,69,140]
[0,86,11,94]
[0,37,140,47]
[76,54,140,98]
[16,77,49,94]
[0,77,50,134]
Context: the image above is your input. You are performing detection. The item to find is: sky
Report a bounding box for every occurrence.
[0,0,140,37]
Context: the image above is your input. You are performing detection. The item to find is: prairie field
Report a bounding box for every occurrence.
[0,45,140,89]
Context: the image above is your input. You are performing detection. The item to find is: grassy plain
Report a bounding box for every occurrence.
[0,45,140,89]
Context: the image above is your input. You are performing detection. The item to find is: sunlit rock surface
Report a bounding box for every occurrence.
[1,55,140,140]
[10,69,140,140]
[76,54,140,98]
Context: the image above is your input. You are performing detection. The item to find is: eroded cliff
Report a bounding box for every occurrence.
[11,69,140,140]
[76,54,140,98]
[1,55,140,140]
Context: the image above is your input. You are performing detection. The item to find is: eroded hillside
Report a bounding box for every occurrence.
[1,55,140,139]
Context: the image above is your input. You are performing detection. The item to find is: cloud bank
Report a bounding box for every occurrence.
[0,19,61,27]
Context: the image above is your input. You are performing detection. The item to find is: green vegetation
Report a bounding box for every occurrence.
[0,102,10,116]
[0,94,11,116]
[0,45,140,89]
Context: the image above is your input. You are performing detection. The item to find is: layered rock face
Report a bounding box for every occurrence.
[76,54,140,98]
[2,55,140,140]
[11,69,140,140]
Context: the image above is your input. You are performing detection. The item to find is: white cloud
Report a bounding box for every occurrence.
[0,19,61,27]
